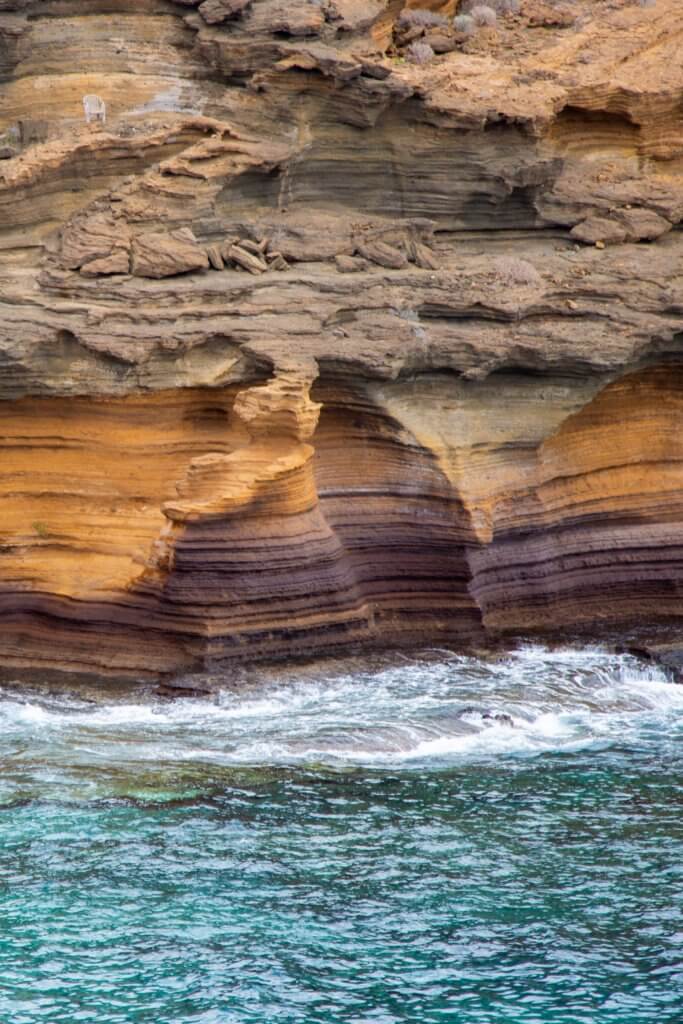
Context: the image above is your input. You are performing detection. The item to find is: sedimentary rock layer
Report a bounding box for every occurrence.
[0,0,683,682]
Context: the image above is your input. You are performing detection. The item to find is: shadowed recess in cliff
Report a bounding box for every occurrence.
[311,378,482,640]
[469,364,683,634]
[2,0,683,685]
[0,124,218,250]
[546,106,641,161]
[216,101,552,231]
[123,373,486,672]
[152,367,375,664]
[0,369,486,680]
[3,363,683,681]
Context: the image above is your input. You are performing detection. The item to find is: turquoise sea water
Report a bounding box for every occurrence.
[0,646,681,1024]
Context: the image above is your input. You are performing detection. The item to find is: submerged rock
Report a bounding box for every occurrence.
[457,707,515,727]
[615,645,683,684]
[155,674,221,699]
[482,712,515,727]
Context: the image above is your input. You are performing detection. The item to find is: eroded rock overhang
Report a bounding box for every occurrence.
[0,0,682,682]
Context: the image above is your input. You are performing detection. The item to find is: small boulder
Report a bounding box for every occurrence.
[570,217,627,246]
[80,250,130,277]
[267,1,325,36]
[206,244,225,271]
[61,211,131,271]
[198,0,252,25]
[357,59,391,81]
[155,676,215,699]
[266,252,290,271]
[220,238,240,263]
[131,228,209,279]
[395,25,424,45]
[424,31,457,54]
[228,244,268,274]
[239,238,265,256]
[482,711,514,727]
[335,254,370,273]
[356,240,407,269]
[571,209,672,247]
[617,208,672,242]
[407,238,439,270]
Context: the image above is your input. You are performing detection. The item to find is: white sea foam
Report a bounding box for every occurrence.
[0,646,680,770]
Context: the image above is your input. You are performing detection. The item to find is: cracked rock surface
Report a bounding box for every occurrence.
[1,0,683,685]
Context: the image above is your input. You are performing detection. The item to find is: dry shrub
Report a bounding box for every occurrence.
[399,9,449,28]
[453,14,476,33]
[469,5,498,26]
[461,0,517,11]
[406,40,436,63]
[493,256,542,286]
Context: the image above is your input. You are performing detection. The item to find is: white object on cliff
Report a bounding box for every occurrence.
[83,95,106,125]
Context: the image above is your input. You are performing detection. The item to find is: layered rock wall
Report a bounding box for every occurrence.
[1,0,683,681]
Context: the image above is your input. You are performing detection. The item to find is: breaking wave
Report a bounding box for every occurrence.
[1,647,681,789]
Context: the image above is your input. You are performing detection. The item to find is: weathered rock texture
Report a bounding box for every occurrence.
[1,0,683,682]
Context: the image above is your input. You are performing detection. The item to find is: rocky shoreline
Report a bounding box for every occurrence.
[0,1,682,685]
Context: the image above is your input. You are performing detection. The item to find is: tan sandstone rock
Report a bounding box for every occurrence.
[61,211,131,272]
[198,0,252,25]
[0,0,682,684]
[131,229,209,279]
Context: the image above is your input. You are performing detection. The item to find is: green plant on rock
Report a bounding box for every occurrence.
[32,521,50,539]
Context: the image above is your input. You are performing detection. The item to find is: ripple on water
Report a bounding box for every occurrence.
[0,646,681,1023]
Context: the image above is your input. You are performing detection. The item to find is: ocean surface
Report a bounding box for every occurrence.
[0,646,681,1024]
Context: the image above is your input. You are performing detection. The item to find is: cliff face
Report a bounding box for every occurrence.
[1,0,683,682]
